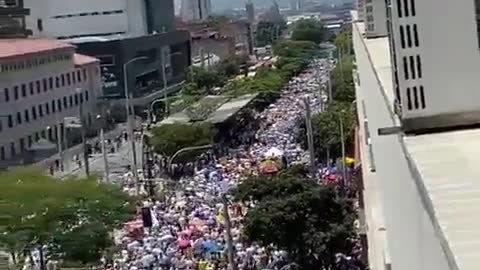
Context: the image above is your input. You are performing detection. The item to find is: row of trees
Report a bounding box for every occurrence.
[0,169,135,268]
[233,166,358,269]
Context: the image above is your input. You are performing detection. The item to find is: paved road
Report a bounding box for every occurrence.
[353,24,450,270]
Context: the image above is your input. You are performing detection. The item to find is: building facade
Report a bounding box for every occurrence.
[0,0,32,38]
[387,0,480,131]
[0,39,101,163]
[245,0,255,23]
[23,0,175,39]
[356,0,365,21]
[72,31,191,104]
[180,0,212,22]
[364,0,387,37]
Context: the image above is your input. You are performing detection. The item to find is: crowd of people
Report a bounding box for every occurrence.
[111,59,364,270]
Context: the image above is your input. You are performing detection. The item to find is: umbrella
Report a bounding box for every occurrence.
[203,240,220,253]
[178,239,191,249]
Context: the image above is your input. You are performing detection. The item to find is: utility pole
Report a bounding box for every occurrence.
[304,96,316,175]
[339,113,347,187]
[222,194,237,270]
[78,89,90,177]
[100,127,109,182]
[161,55,169,116]
[128,93,140,195]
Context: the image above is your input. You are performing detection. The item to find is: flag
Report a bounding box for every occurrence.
[64,116,82,128]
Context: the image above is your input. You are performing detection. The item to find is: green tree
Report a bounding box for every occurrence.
[0,169,135,267]
[150,123,216,160]
[291,19,328,44]
[187,66,226,91]
[273,40,317,58]
[255,20,287,47]
[331,56,356,103]
[299,102,356,161]
[334,30,353,56]
[234,175,357,269]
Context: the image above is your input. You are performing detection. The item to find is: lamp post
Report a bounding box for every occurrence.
[123,56,148,195]
[161,51,183,117]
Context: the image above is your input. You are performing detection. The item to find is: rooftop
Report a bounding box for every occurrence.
[353,12,479,270]
[73,53,99,66]
[0,39,74,59]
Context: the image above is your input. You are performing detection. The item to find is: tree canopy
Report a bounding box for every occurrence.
[233,173,357,269]
[299,101,356,161]
[255,20,287,47]
[331,56,356,103]
[150,122,216,160]
[291,19,328,44]
[0,169,135,267]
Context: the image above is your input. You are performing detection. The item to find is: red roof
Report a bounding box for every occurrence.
[73,53,99,66]
[0,39,75,59]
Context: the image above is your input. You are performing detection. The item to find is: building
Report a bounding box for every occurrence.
[0,39,101,164]
[0,0,32,38]
[23,0,175,39]
[364,0,387,38]
[70,31,191,110]
[180,0,212,22]
[387,0,480,131]
[356,0,365,21]
[352,2,480,268]
[245,0,255,23]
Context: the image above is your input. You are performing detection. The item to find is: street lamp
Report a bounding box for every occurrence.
[123,56,148,195]
[161,51,183,117]
[96,114,109,183]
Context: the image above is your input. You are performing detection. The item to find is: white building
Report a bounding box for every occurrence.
[0,39,101,162]
[364,0,387,38]
[180,0,212,22]
[387,0,480,131]
[356,0,365,21]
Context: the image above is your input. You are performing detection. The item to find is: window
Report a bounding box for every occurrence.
[67,73,71,85]
[97,55,115,67]
[0,120,2,132]
[399,26,406,49]
[83,69,87,80]
[406,87,412,110]
[21,84,26,97]
[410,0,416,16]
[74,94,79,105]
[19,138,25,151]
[0,146,5,160]
[36,80,41,93]
[29,82,34,95]
[367,24,374,32]
[476,0,480,48]
[4,88,9,102]
[396,0,403,17]
[77,70,82,82]
[403,57,409,79]
[37,19,43,31]
[40,130,46,138]
[7,115,13,127]
[43,79,48,92]
[51,100,56,113]
[56,77,60,88]
[79,93,84,104]
[85,90,89,101]
[406,25,412,47]
[63,96,68,108]
[57,99,62,112]
[366,15,374,22]
[45,103,50,115]
[35,132,39,141]
[61,74,65,87]
[14,86,18,99]
[49,77,53,90]
[69,95,73,107]
[413,86,419,109]
[16,112,22,125]
[72,72,76,83]
[32,107,37,120]
[28,136,32,148]
[24,110,29,123]
[409,55,416,79]
[413,24,419,47]
[38,105,43,117]
[403,0,409,17]
[10,142,15,157]
[366,6,373,12]
[420,86,426,109]
[416,55,422,78]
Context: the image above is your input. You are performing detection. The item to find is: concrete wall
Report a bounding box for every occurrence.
[390,0,480,121]
[365,0,387,37]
